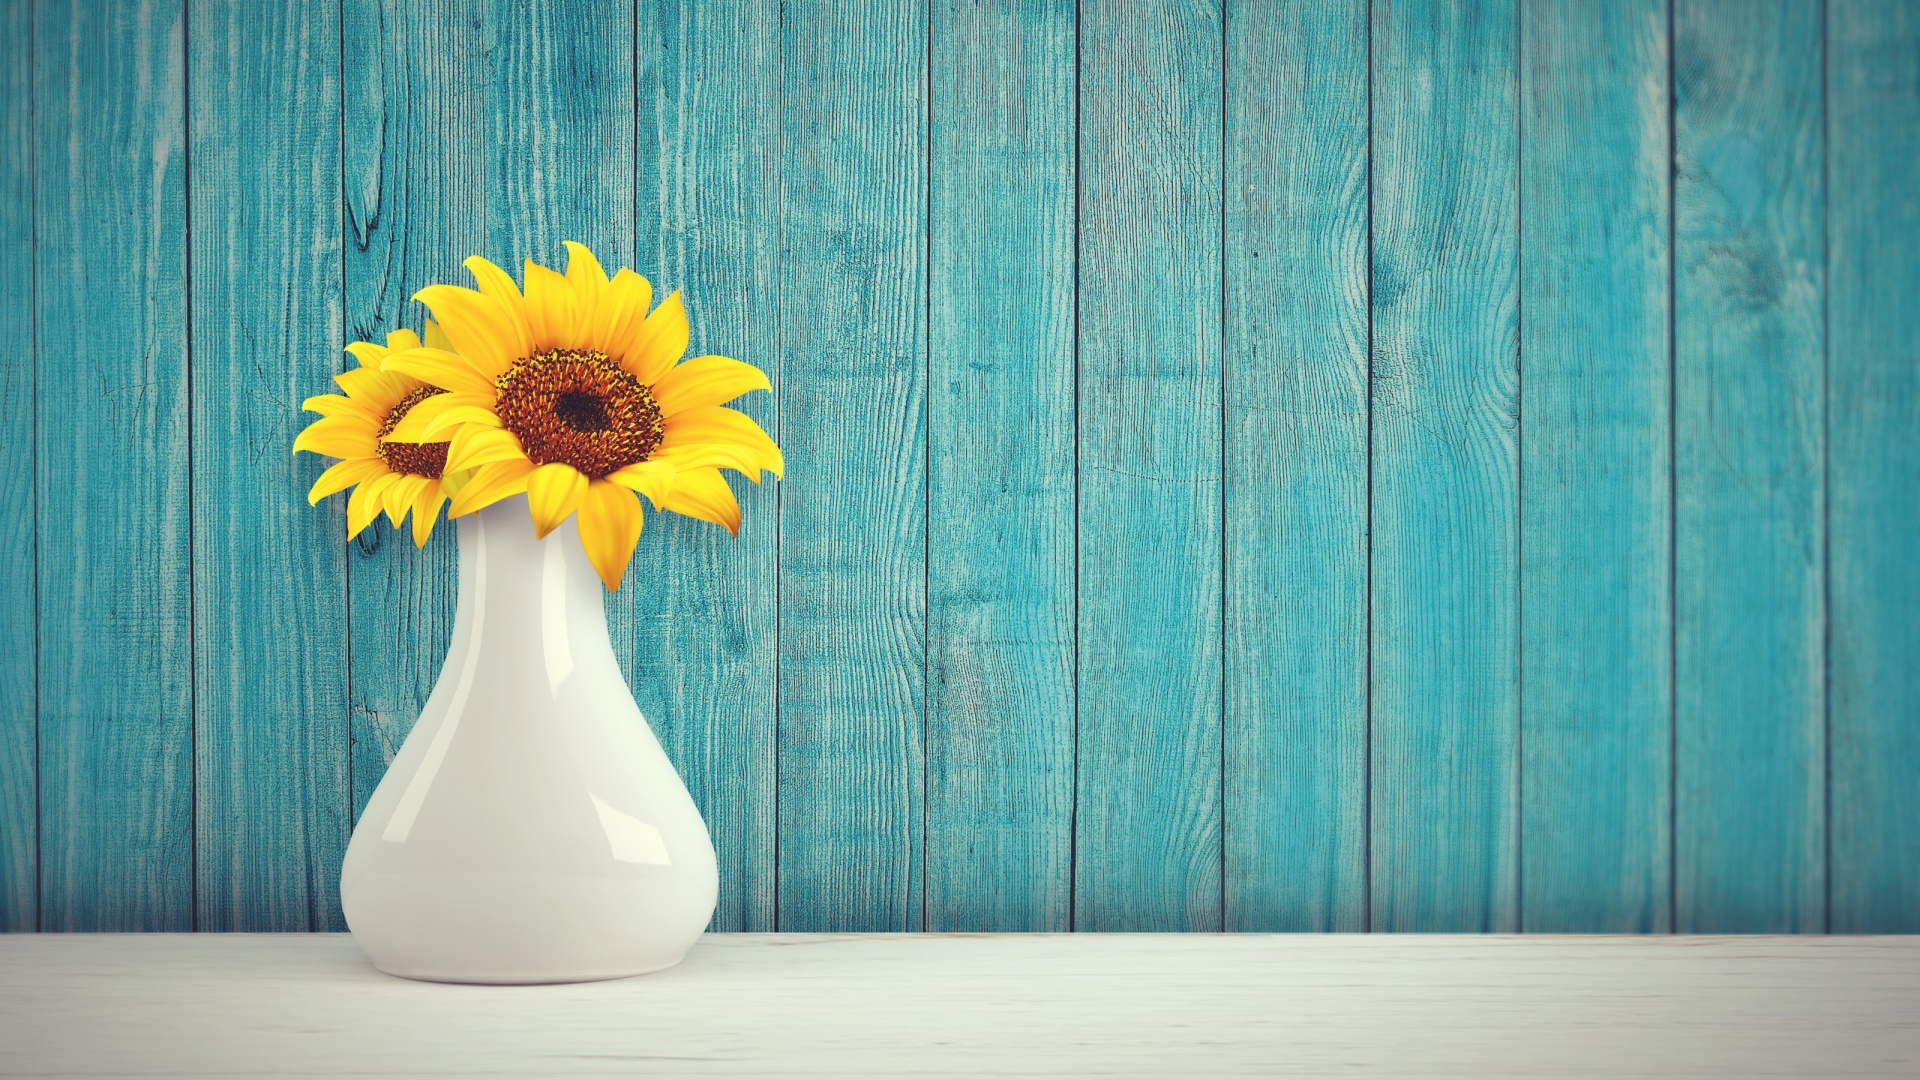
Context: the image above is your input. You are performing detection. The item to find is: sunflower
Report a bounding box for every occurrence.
[380,242,782,590]
[293,326,467,547]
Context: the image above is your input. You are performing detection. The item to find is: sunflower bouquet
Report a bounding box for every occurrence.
[294,242,781,589]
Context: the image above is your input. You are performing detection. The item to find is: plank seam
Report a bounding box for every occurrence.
[1512,0,1526,936]
[920,0,932,935]
[28,0,41,934]
[1664,0,1678,936]
[1216,0,1228,937]
[1818,0,1832,937]
[337,0,353,927]
[1067,0,1082,936]
[181,0,199,934]
[1362,0,1375,937]
[772,0,787,935]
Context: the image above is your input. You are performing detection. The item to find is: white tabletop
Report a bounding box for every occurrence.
[1,933,1915,1078]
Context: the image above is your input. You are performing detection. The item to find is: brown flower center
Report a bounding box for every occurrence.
[493,349,663,478]
[376,385,450,478]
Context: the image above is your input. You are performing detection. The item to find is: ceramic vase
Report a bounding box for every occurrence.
[340,494,717,984]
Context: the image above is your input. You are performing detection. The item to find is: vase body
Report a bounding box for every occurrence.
[340,494,717,984]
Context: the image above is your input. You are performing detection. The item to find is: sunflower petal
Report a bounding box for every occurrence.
[382,392,488,442]
[620,291,689,385]
[348,472,400,539]
[383,474,426,527]
[658,466,742,536]
[421,404,505,440]
[605,459,677,511]
[577,479,645,591]
[448,458,537,517]
[384,328,423,353]
[294,417,380,459]
[563,241,610,325]
[461,256,534,361]
[345,341,388,369]
[307,457,387,504]
[383,348,499,396]
[424,318,454,352]
[525,261,588,353]
[596,269,653,361]
[659,405,784,477]
[525,462,588,539]
[414,283,519,378]
[411,480,447,548]
[650,440,766,481]
[301,392,380,422]
[649,355,773,415]
[444,425,527,474]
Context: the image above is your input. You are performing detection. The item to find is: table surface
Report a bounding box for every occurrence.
[1,933,1916,1078]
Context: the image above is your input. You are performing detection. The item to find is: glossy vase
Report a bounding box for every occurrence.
[340,494,717,984]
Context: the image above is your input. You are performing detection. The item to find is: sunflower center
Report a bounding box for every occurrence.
[494,348,664,479]
[376,386,450,478]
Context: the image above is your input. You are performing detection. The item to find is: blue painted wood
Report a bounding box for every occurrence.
[925,0,1077,932]
[0,0,34,932]
[340,0,483,821]
[777,0,927,932]
[1518,0,1673,932]
[1076,0,1223,933]
[189,0,351,931]
[630,0,782,933]
[10,0,1920,937]
[34,0,195,932]
[483,0,635,273]
[1672,0,1826,934]
[1827,0,1920,934]
[1370,0,1522,933]
[1222,0,1369,934]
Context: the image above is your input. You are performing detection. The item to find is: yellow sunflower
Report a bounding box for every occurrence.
[293,327,468,547]
[380,241,782,590]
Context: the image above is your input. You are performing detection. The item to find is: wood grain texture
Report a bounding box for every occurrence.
[189,0,350,931]
[1672,0,1825,934]
[1518,0,1672,932]
[629,0,782,932]
[925,0,1076,932]
[6,934,1920,1077]
[776,0,928,932]
[1076,0,1224,934]
[34,0,194,932]
[1827,0,1920,934]
[482,0,635,271]
[0,0,34,932]
[1223,0,1370,933]
[340,0,484,823]
[1369,0,1522,932]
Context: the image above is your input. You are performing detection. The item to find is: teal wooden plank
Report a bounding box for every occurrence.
[1671,0,1825,934]
[1077,0,1223,933]
[1827,0,1920,934]
[0,0,34,932]
[35,0,194,932]
[630,0,781,933]
[1517,0,1673,933]
[1222,0,1369,934]
[1370,0,1521,933]
[190,0,351,931]
[925,0,1076,932]
[777,0,926,932]
[340,0,484,821]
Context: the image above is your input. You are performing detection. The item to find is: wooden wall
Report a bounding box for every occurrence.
[2,0,1915,933]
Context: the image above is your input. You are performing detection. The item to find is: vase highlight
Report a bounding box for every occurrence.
[341,494,717,984]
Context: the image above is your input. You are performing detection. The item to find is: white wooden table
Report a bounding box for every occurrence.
[1,934,1915,1078]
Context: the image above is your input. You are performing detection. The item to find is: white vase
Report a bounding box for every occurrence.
[340,494,718,984]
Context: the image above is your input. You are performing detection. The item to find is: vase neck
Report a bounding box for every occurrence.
[453,494,617,695]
